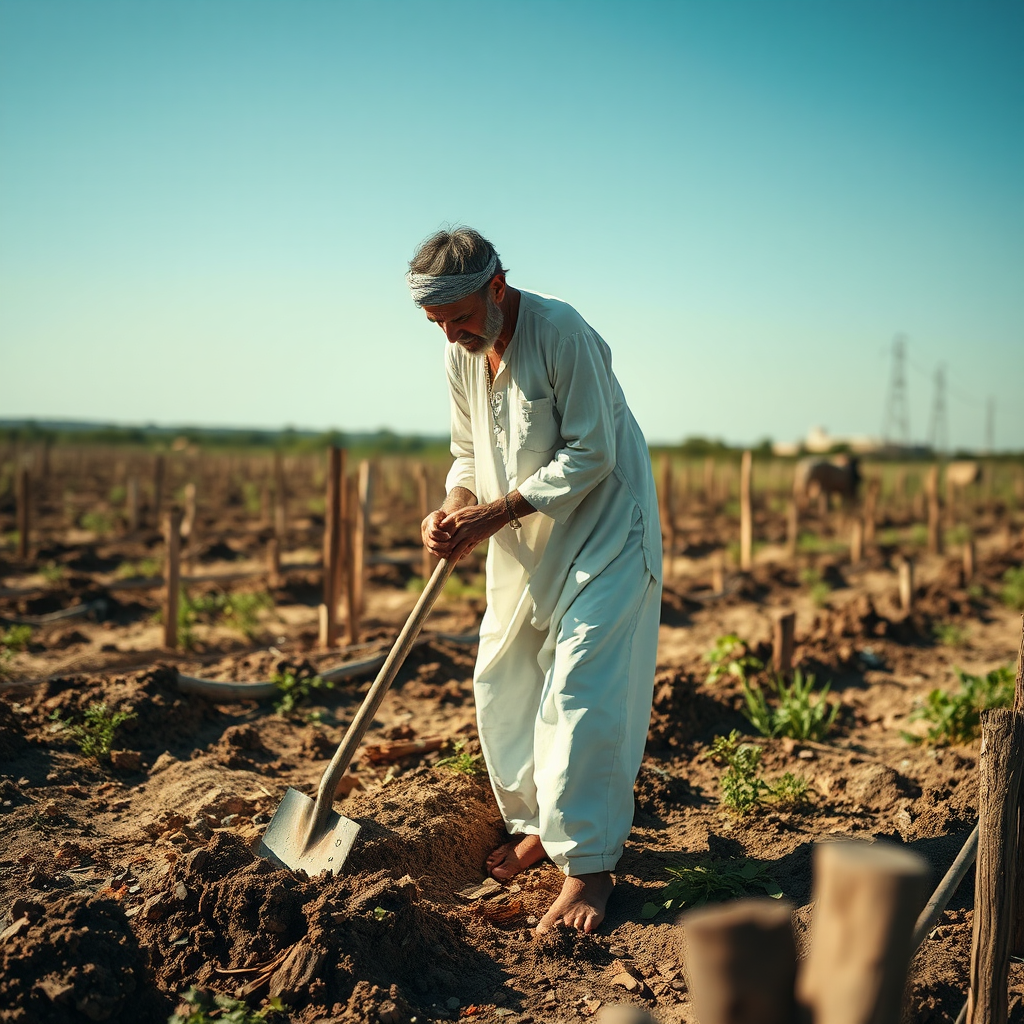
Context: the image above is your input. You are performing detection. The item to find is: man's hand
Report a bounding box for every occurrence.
[421,509,453,557]
[437,503,508,562]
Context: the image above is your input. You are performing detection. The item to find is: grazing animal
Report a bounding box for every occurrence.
[945,460,982,490]
[794,456,862,506]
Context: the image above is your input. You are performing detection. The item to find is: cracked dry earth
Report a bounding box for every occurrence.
[2,533,1024,1024]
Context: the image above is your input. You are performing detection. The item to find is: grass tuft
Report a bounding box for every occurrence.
[641,859,783,919]
[50,702,136,760]
[905,665,1014,746]
[742,669,840,741]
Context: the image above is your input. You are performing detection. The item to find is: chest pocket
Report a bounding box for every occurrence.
[515,397,559,453]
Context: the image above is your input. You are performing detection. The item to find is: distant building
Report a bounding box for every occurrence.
[772,426,885,458]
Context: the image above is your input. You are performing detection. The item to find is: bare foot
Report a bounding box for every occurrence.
[535,872,613,934]
[486,834,547,880]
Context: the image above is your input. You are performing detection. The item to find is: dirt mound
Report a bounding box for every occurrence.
[647,669,746,751]
[133,773,507,1019]
[0,893,167,1024]
[32,667,215,754]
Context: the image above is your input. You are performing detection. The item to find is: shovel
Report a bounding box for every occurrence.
[259,557,456,874]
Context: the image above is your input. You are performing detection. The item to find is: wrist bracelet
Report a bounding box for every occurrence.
[504,493,522,530]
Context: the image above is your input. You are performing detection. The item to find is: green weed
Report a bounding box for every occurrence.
[169,986,288,1024]
[905,665,1014,746]
[272,670,333,717]
[703,634,763,686]
[742,670,839,741]
[242,482,262,517]
[641,859,783,919]
[51,702,136,760]
[796,533,846,556]
[40,561,66,584]
[945,525,971,546]
[220,592,274,640]
[909,524,929,548]
[799,567,832,608]
[1,624,33,652]
[705,731,809,815]
[435,740,486,776]
[109,484,127,504]
[933,622,969,648]
[1001,567,1024,612]
[80,510,115,536]
[116,558,161,579]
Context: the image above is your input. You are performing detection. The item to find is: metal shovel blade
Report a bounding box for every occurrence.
[257,787,360,875]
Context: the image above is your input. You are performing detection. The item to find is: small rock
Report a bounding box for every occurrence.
[63,786,88,799]
[42,801,60,817]
[526,915,539,926]
[610,973,640,992]
[446,997,461,1010]
[174,881,188,901]
[220,814,239,827]
[17,777,30,788]
[35,975,74,1004]
[543,991,557,1004]
[141,893,168,922]
[151,752,177,774]
[110,749,142,771]
[0,917,30,942]
[608,945,628,957]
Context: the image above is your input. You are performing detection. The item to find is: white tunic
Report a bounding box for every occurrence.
[444,289,662,672]
[443,290,663,873]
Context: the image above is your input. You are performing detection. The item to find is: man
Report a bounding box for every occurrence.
[408,227,661,934]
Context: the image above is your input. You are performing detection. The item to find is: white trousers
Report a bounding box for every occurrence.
[474,515,661,876]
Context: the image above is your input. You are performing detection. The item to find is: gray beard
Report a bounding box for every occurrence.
[466,296,504,357]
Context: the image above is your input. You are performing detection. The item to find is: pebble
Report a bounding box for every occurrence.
[445,997,460,1010]
[526,915,539,926]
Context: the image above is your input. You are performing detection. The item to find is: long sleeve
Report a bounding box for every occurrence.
[444,347,477,496]
[516,329,617,524]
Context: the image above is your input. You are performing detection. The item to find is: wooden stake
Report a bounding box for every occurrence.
[152,454,164,527]
[353,460,373,619]
[416,463,433,584]
[773,612,795,676]
[1011,618,1024,959]
[963,539,975,584]
[274,451,287,539]
[864,478,880,548]
[16,467,30,560]
[850,517,864,565]
[796,841,929,1024]
[711,551,725,596]
[968,709,1024,1024]
[660,455,677,576]
[786,499,798,560]
[265,536,280,586]
[682,899,797,1024]
[926,465,942,555]
[704,457,715,509]
[898,559,914,613]
[739,450,753,572]
[320,447,343,649]
[127,476,140,532]
[163,509,182,650]
[344,473,360,645]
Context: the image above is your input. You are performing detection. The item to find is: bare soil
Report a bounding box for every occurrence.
[2,472,1024,1024]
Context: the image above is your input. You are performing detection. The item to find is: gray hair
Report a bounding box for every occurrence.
[406,227,508,307]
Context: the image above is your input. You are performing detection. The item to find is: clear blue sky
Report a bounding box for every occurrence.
[1,0,1022,450]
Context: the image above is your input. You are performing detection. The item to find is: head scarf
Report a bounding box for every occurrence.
[406,253,498,308]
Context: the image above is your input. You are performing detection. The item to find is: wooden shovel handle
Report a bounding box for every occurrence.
[311,557,456,826]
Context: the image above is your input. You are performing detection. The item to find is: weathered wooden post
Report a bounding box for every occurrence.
[152,454,165,528]
[711,550,725,596]
[864,478,880,548]
[274,451,287,539]
[319,447,344,649]
[785,499,798,560]
[344,472,360,645]
[16,467,30,560]
[773,611,795,676]
[963,538,975,584]
[894,466,907,510]
[660,455,676,576]
[967,708,1024,1024]
[704,457,715,511]
[1010,618,1024,961]
[682,899,797,1024]
[898,558,914,613]
[416,463,433,584]
[850,516,864,565]
[796,841,929,1024]
[163,509,183,650]
[353,460,373,619]
[127,476,140,532]
[926,464,942,555]
[265,536,280,586]
[739,450,753,572]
